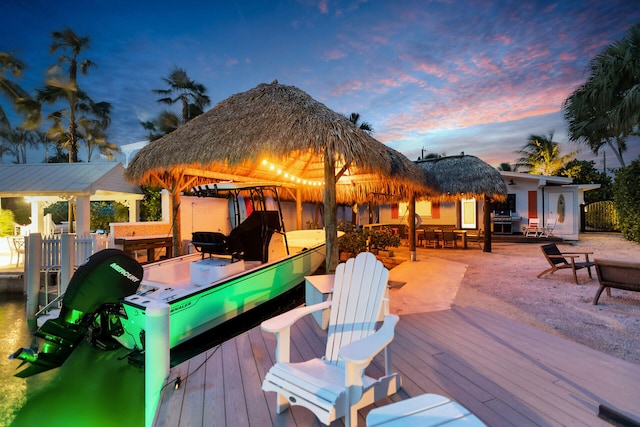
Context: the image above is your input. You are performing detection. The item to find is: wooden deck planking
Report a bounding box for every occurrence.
[454,307,640,402]
[153,306,640,426]
[407,310,604,426]
[203,345,225,427]
[421,308,639,425]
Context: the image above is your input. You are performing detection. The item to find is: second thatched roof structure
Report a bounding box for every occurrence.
[416,154,507,202]
[416,154,508,252]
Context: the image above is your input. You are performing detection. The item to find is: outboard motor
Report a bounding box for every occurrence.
[9,249,143,378]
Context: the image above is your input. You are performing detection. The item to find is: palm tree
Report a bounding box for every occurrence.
[497,162,515,172]
[78,115,119,161]
[347,112,373,134]
[77,99,119,161]
[43,28,95,163]
[153,68,210,124]
[1,126,40,163]
[141,110,182,140]
[515,133,575,175]
[563,22,640,168]
[0,53,44,162]
[0,52,29,124]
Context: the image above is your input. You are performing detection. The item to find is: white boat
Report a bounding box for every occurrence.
[10,183,334,376]
[115,227,328,350]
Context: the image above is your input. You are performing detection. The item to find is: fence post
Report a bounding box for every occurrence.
[60,233,75,294]
[25,233,42,334]
[579,204,585,233]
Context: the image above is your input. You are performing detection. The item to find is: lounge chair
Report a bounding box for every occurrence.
[537,243,594,284]
[593,258,640,305]
[524,218,541,237]
[539,218,557,238]
[261,252,401,427]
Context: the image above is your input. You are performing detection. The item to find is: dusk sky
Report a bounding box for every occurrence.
[2,0,640,168]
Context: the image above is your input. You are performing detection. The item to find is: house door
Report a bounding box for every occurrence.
[547,191,573,235]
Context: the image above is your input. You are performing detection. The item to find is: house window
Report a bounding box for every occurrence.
[461,198,476,229]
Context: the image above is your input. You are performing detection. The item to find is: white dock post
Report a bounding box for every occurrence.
[25,233,42,334]
[145,301,170,427]
[59,233,75,294]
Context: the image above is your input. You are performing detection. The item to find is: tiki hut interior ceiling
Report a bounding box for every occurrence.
[125,81,439,203]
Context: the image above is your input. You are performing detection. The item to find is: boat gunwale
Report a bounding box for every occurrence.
[123,242,326,311]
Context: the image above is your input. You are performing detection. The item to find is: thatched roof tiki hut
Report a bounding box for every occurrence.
[125,81,437,271]
[416,154,507,252]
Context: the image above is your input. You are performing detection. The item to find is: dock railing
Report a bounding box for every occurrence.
[25,233,108,318]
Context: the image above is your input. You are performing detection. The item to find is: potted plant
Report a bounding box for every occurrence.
[337,221,367,261]
[367,227,401,257]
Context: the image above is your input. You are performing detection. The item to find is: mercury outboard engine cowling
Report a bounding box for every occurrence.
[9,249,143,378]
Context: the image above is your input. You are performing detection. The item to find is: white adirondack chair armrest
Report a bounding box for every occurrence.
[261,300,332,333]
[339,314,399,366]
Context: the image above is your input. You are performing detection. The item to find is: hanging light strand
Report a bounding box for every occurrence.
[261,159,324,186]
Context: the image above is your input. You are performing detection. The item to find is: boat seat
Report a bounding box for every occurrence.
[191,231,230,259]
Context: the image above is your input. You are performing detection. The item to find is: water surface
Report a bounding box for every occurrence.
[0,294,144,427]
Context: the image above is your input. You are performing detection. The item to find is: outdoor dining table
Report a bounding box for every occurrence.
[114,235,173,263]
[420,229,468,249]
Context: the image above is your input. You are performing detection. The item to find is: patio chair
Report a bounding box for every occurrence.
[261,252,401,427]
[466,228,484,249]
[422,229,439,248]
[441,230,457,248]
[7,236,24,267]
[539,218,557,238]
[524,218,541,237]
[537,243,594,284]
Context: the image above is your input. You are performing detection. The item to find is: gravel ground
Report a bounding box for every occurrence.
[409,233,640,365]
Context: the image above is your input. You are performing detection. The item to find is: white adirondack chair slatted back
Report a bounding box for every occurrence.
[325,252,388,363]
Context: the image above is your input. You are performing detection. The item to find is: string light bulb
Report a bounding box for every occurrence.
[261,159,324,187]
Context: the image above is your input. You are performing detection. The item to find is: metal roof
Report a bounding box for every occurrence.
[0,162,144,200]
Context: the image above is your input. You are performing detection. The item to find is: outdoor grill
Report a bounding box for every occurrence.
[492,210,514,234]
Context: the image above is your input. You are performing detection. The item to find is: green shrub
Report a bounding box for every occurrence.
[140,186,162,221]
[0,209,16,235]
[368,227,401,250]
[337,222,401,253]
[613,158,640,242]
[337,221,367,254]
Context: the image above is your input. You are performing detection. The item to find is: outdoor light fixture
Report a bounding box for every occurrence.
[508,179,516,186]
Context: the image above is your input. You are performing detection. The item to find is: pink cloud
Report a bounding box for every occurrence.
[558,52,577,61]
[318,0,328,14]
[323,49,348,61]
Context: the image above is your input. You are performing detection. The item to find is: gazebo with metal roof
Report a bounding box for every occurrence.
[0,162,144,235]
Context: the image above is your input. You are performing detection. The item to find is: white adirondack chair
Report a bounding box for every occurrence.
[524,218,541,237]
[261,251,401,427]
[539,218,557,238]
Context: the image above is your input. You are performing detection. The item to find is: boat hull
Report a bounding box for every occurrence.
[116,241,326,350]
